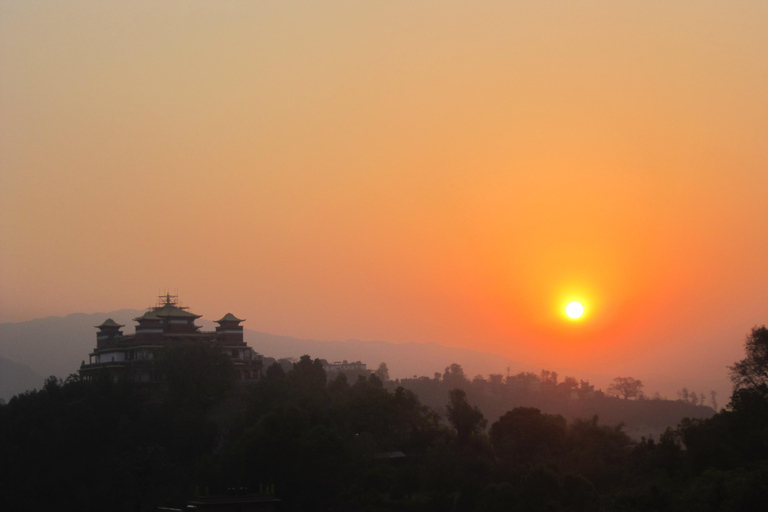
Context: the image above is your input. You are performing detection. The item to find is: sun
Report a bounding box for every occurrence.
[565,301,584,319]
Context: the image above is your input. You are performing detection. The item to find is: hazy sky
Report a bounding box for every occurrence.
[2,1,767,397]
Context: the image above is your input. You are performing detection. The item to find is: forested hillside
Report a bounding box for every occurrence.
[389,365,714,440]
[1,332,766,511]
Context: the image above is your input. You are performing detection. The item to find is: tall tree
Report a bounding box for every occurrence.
[729,326,768,390]
[374,362,390,381]
[443,363,469,389]
[446,388,486,446]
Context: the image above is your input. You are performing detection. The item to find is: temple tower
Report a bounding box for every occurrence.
[215,313,245,345]
[133,310,164,344]
[152,293,202,334]
[95,319,124,348]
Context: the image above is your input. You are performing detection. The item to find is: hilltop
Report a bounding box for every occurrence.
[0,309,536,400]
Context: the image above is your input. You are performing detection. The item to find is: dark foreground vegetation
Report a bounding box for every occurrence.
[2,328,768,511]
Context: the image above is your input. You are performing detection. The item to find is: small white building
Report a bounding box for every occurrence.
[323,359,369,375]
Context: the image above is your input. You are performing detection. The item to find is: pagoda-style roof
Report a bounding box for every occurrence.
[152,302,202,319]
[95,318,124,329]
[215,313,245,323]
[133,310,161,322]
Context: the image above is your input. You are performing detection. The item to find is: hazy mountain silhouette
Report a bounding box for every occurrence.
[247,331,537,380]
[0,310,147,385]
[1,311,715,438]
[0,356,42,401]
[1,310,538,399]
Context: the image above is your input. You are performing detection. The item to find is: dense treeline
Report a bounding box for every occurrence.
[390,365,714,437]
[1,332,767,511]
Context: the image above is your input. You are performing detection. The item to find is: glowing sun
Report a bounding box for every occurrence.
[565,301,584,319]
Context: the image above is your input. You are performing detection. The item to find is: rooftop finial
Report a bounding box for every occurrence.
[153,291,189,310]
[155,291,179,308]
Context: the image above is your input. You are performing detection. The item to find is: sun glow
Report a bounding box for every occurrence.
[565,301,584,319]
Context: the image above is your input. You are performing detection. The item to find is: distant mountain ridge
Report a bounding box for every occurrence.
[247,331,537,380]
[0,311,716,436]
[0,310,536,400]
[0,310,147,385]
[0,356,42,401]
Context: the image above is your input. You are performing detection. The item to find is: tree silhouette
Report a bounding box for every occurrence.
[729,325,768,390]
[157,340,235,410]
[446,388,486,446]
[490,407,567,466]
[374,362,390,381]
[607,377,644,400]
[288,355,327,392]
[443,363,469,390]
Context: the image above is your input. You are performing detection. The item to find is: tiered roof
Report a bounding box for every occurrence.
[95,318,124,329]
[152,302,202,319]
[216,313,245,323]
[145,293,202,319]
[133,310,161,322]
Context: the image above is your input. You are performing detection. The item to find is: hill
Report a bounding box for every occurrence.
[246,331,536,380]
[0,356,42,402]
[0,310,146,384]
[0,310,534,397]
[0,311,716,433]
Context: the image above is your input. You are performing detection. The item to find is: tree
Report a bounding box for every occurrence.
[507,372,540,393]
[288,355,327,397]
[607,377,644,400]
[265,361,287,380]
[540,369,558,385]
[446,388,486,446]
[367,373,384,389]
[443,363,469,389]
[156,340,235,409]
[557,376,579,397]
[489,407,567,465]
[488,374,504,394]
[374,362,390,381]
[729,326,768,390]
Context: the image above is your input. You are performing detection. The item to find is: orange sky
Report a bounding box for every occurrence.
[2,1,767,398]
